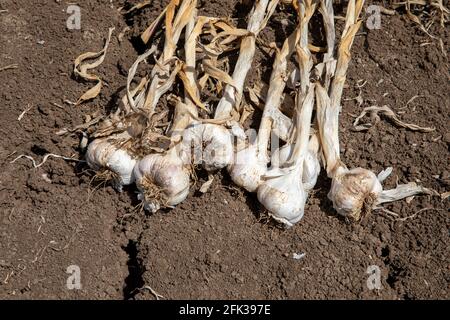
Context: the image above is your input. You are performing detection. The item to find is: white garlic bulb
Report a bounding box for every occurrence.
[228,143,267,192]
[133,149,190,213]
[328,166,383,221]
[182,123,234,171]
[86,132,137,191]
[257,166,306,227]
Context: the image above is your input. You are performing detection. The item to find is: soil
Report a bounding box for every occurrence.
[0,0,448,300]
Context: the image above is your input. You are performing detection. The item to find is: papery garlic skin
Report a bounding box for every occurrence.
[228,144,267,192]
[133,152,190,213]
[182,123,234,171]
[303,151,321,191]
[257,167,306,227]
[328,166,383,220]
[86,135,137,190]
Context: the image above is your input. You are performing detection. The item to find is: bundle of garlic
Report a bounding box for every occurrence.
[130,0,272,211]
[85,0,197,194]
[229,0,317,194]
[81,0,432,225]
[257,0,319,227]
[180,0,280,173]
[315,0,431,221]
[132,7,198,212]
[217,0,322,228]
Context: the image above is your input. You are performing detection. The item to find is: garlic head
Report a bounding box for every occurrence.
[271,144,320,191]
[228,143,267,192]
[134,151,190,213]
[181,124,233,172]
[86,134,137,191]
[329,167,383,221]
[257,166,306,227]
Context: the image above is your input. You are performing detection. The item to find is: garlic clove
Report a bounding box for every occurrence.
[86,134,137,191]
[328,166,383,221]
[228,143,267,192]
[133,151,190,213]
[257,166,306,227]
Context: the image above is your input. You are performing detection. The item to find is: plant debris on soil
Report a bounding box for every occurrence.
[0,0,448,300]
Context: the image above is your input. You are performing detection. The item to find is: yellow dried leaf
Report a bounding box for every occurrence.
[74,28,114,105]
[77,81,103,105]
[202,60,237,88]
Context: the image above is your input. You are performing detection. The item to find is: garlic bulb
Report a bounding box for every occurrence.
[315,0,428,221]
[257,166,306,227]
[328,166,382,220]
[303,137,321,191]
[200,124,234,171]
[133,149,190,212]
[86,132,137,191]
[181,123,234,171]
[229,10,309,192]
[228,143,267,192]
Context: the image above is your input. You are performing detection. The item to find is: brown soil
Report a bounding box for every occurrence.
[0,0,448,300]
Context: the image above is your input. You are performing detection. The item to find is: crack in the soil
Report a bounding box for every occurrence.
[122,239,144,300]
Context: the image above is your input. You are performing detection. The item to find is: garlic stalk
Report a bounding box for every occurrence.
[133,7,199,212]
[317,0,429,221]
[257,84,316,227]
[141,0,197,116]
[256,0,317,227]
[189,0,278,172]
[214,0,278,120]
[85,0,196,197]
[272,0,321,193]
[230,1,316,192]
